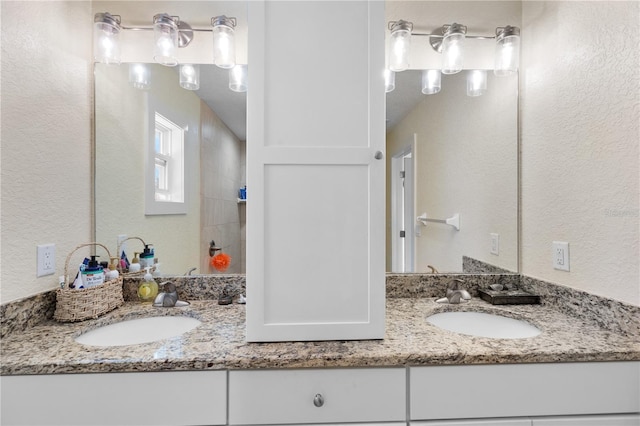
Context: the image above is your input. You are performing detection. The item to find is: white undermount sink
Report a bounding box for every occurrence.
[75,316,201,347]
[427,311,541,339]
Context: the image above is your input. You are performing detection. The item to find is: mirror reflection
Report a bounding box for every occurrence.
[95,64,518,276]
[95,63,246,275]
[385,70,518,274]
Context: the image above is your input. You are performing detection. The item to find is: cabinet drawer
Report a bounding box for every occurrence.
[229,368,406,424]
[413,420,531,426]
[1,371,227,426]
[410,362,640,421]
[532,414,640,425]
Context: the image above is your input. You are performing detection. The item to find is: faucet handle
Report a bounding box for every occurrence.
[448,278,465,290]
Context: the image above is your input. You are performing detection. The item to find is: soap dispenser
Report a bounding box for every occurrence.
[140,244,154,269]
[82,256,105,288]
[137,267,159,302]
[105,257,120,281]
[129,252,141,272]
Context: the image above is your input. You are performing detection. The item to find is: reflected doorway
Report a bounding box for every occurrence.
[391,134,417,272]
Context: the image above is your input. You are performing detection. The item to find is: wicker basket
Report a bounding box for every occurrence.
[54,243,124,322]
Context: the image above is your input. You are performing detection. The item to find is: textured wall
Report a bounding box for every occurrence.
[386,72,519,273]
[1,2,93,303]
[520,1,640,305]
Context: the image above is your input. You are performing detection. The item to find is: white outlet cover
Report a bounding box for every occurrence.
[490,233,500,255]
[37,244,56,277]
[552,241,570,271]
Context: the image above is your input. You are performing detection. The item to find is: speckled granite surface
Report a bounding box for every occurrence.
[1,296,639,376]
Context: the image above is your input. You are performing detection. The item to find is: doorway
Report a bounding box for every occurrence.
[391,134,417,273]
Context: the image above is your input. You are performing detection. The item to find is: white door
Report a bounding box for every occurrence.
[391,136,416,272]
[246,1,385,341]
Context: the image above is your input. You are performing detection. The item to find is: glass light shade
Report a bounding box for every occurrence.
[421,70,441,95]
[129,63,151,90]
[229,64,248,92]
[441,24,466,75]
[212,16,236,69]
[153,14,179,67]
[467,70,487,97]
[494,26,520,76]
[384,69,395,93]
[389,29,411,71]
[93,13,121,64]
[180,64,200,90]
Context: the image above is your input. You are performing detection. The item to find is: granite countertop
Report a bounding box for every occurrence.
[2,297,639,376]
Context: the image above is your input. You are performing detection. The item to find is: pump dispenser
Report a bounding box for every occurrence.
[140,244,154,269]
[82,255,105,288]
[106,257,120,281]
[129,252,141,272]
[137,266,159,302]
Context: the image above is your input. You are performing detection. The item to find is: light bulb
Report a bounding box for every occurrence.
[129,63,150,90]
[384,69,396,93]
[442,23,466,75]
[153,14,179,67]
[229,64,248,92]
[388,20,413,72]
[494,26,520,76]
[421,70,441,95]
[212,16,237,69]
[180,64,200,90]
[467,70,487,97]
[94,13,121,64]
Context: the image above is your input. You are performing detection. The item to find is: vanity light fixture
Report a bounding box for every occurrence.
[179,64,200,90]
[466,69,487,97]
[93,12,236,69]
[212,16,237,69]
[229,64,248,92]
[388,20,413,72]
[421,69,442,95]
[494,25,520,76]
[94,12,122,64]
[384,69,396,93]
[441,23,467,74]
[129,63,151,90]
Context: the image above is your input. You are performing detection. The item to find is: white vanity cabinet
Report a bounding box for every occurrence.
[410,362,640,422]
[0,371,227,426]
[413,416,640,426]
[245,0,386,342]
[228,368,406,425]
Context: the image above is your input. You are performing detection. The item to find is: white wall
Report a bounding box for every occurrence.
[386,72,519,273]
[520,1,640,306]
[1,1,93,303]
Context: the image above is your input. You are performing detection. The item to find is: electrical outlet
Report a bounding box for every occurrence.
[552,241,570,271]
[37,244,56,277]
[490,233,500,255]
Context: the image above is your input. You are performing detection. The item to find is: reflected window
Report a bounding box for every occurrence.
[153,113,184,204]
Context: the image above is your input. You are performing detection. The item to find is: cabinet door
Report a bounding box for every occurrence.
[411,362,640,420]
[228,368,406,424]
[412,420,531,426]
[246,1,386,341]
[0,371,227,426]
[532,414,640,425]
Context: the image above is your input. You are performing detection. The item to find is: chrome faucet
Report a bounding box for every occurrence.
[436,278,472,304]
[153,282,189,307]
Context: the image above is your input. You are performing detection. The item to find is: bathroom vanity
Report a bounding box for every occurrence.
[2,283,639,425]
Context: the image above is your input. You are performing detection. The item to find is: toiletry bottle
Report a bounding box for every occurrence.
[137,267,159,302]
[129,252,141,272]
[105,257,120,281]
[81,256,105,288]
[140,244,154,269]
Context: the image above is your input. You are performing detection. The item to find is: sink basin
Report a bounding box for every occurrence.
[427,311,541,339]
[75,316,201,347]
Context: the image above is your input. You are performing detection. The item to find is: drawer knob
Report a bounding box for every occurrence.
[313,393,324,407]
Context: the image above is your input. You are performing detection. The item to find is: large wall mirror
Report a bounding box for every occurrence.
[94,1,520,275]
